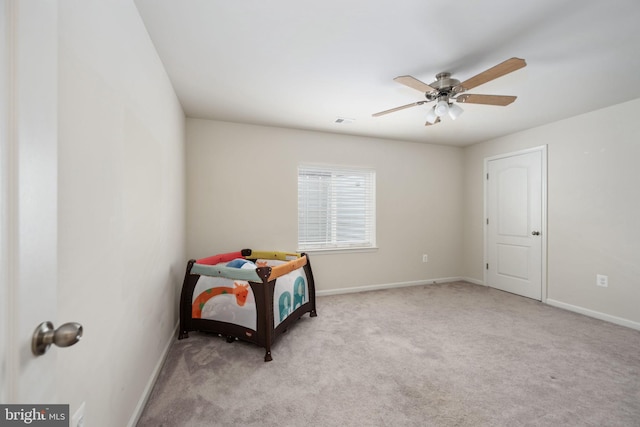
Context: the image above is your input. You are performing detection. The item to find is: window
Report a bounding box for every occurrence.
[298,165,376,251]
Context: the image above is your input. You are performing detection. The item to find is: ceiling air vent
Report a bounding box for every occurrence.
[334,117,355,124]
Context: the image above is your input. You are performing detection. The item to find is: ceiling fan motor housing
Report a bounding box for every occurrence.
[425,72,462,101]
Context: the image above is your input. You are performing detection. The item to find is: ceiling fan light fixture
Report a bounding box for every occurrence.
[434,100,449,117]
[448,103,464,120]
[372,58,527,127]
[425,106,438,124]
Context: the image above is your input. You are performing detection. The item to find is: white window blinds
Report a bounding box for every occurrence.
[298,165,376,251]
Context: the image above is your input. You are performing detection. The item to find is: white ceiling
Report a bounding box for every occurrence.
[134,0,640,147]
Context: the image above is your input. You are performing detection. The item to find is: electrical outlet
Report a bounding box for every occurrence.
[422,254,428,263]
[72,402,85,427]
[596,274,608,288]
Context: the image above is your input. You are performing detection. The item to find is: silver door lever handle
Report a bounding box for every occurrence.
[32,321,83,356]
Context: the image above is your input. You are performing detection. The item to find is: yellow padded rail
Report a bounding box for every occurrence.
[248,250,300,262]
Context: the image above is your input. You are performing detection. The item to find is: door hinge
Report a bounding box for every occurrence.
[486,263,489,270]
[486,218,489,225]
[486,173,489,180]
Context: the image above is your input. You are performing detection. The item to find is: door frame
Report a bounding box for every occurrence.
[483,145,548,302]
[1,0,58,403]
[0,0,9,404]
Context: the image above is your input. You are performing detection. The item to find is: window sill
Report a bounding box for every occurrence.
[297,247,379,255]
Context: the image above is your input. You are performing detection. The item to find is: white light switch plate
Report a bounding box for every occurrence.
[596,274,608,287]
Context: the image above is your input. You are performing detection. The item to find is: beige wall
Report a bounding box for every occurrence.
[463,98,640,325]
[57,1,185,425]
[186,119,464,293]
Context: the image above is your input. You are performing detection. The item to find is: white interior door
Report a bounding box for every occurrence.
[1,0,59,403]
[485,147,546,300]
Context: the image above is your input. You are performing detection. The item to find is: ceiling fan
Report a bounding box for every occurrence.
[372,57,526,126]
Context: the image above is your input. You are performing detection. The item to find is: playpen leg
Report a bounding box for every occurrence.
[264,350,272,362]
[310,310,318,317]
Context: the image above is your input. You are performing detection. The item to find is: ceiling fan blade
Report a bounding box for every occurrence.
[458,57,526,91]
[456,93,518,107]
[456,94,517,106]
[372,101,425,117]
[394,75,436,93]
[425,117,441,126]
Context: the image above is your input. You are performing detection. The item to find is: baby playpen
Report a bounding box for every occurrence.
[179,248,317,361]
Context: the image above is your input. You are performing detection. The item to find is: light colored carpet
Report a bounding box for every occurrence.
[137,281,640,426]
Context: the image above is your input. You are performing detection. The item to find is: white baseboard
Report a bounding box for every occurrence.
[127,322,179,427]
[316,276,463,297]
[461,277,484,286]
[546,298,640,331]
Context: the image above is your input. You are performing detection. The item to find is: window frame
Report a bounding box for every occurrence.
[297,164,376,253]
